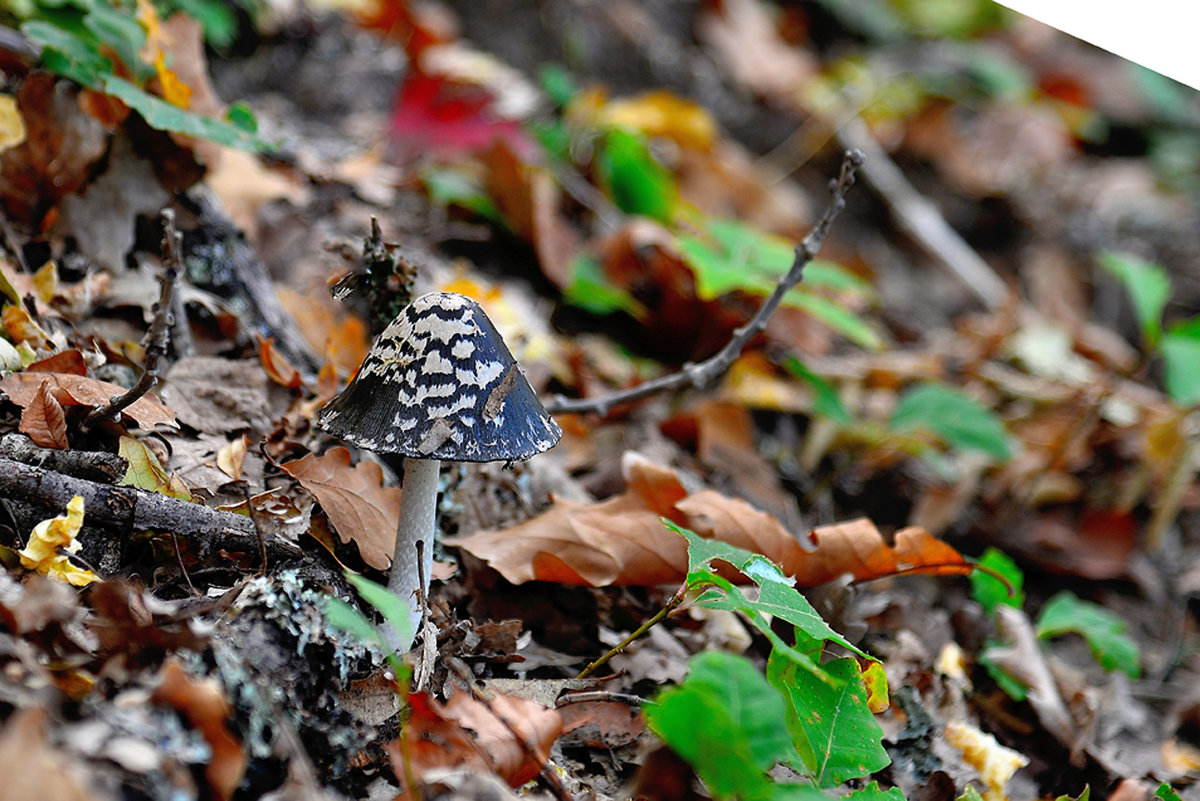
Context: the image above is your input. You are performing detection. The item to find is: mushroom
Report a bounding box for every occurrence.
[318,291,561,650]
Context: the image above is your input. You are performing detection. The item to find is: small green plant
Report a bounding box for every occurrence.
[323,571,413,682]
[12,0,269,152]
[1099,250,1200,406]
[971,549,1141,700]
[644,524,898,799]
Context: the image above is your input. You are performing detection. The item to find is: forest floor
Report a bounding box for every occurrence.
[1,2,1200,800]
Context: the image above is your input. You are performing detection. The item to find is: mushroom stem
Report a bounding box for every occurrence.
[385,456,440,651]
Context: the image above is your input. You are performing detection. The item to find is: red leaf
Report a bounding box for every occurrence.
[20,380,69,449]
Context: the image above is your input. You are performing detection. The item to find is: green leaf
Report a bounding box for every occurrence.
[769,654,890,787]
[646,651,795,800]
[421,167,501,221]
[102,76,272,152]
[564,253,645,316]
[977,642,1027,701]
[969,547,1024,616]
[21,19,111,88]
[846,783,907,801]
[1036,591,1140,677]
[1097,251,1170,346]
[890,382,1012,461]
[1054,788,1091,801]
[783,290,883,351]
[1161,316,1200,406]
[676,218,879,348]
[324,596,385,647]
[673,522,869,676]
[171,0,239,48]
[957,786,986,801]
[83,2,150,82]
[343,572,413,652]
[782,356,853,424]
[598,128,675,222]
[1155,783,1183,801]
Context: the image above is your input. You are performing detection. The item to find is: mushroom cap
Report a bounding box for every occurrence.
[318,292,562,462]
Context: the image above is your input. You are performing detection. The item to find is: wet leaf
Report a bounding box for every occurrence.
[280,447,402,570]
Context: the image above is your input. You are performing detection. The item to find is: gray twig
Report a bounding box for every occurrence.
[545,148,865,417]
[82,209,181,430]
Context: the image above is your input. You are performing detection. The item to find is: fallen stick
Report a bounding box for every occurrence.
[545,148,865,417]
[837,116,1008,309]
[0,456,303,559]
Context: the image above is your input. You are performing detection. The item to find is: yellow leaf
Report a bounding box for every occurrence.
[119,435,193,501]
[217,435,247,480]
[154,50,193,108]
[944,721,1028,801]
[19,496,97,586]
[0,94,25,153]
[598,90,718,151]
[32,261,58,304]
[2,304,54,351]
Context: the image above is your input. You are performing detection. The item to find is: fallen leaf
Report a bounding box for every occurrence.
[258,336,303,389]
[391,689,562,790]
[0,371,177,429]
[217,435,248,480]
[944,721,1029,801]
[2,304,55,352]
[281,447,402,570]
[450,453,971,587]
[20,379,69,449]
[119,435,193,500]
[18,495,97,587]
[26,349,88,375]
[0,707,92,801]
[152,659,246,801]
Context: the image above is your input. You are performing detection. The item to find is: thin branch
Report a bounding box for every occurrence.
[555,691,646,708]
[83,208,182,430]
[545,148,865,417]
[836,116,1007,309]
[575,584,689,680]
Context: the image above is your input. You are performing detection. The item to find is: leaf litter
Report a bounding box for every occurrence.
[0,2,1198,801]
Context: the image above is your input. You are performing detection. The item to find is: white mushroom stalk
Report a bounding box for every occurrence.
[318,292,561,652]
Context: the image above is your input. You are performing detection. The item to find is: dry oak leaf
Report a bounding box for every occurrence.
[450,452,972,587]
[391,690,562,791]
[20,379,69,449]
[153,659,246,801]
[281,446,402,570]
[0,371,177,429]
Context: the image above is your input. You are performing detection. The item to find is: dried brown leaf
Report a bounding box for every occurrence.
[152,659,245,801]
[281,446,401,569]
[451,453,971,587]
[20,379,69,449]
[0,371,177,429]
[0,707,92,801]
[391,690,562,791]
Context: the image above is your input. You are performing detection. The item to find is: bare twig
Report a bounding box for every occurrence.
[555,691,646,708]
[545,149,865,417]
[836,116,1008,309]
[575,584,689,680]
[83,209,182,431]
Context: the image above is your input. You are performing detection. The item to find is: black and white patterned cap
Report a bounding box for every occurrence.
[318,292,562,462]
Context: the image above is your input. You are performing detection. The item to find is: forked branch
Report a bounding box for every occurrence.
[545,148,865,417]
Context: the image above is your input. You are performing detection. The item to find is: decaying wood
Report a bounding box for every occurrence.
[0,433,127,483]
[0,456,303,558]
